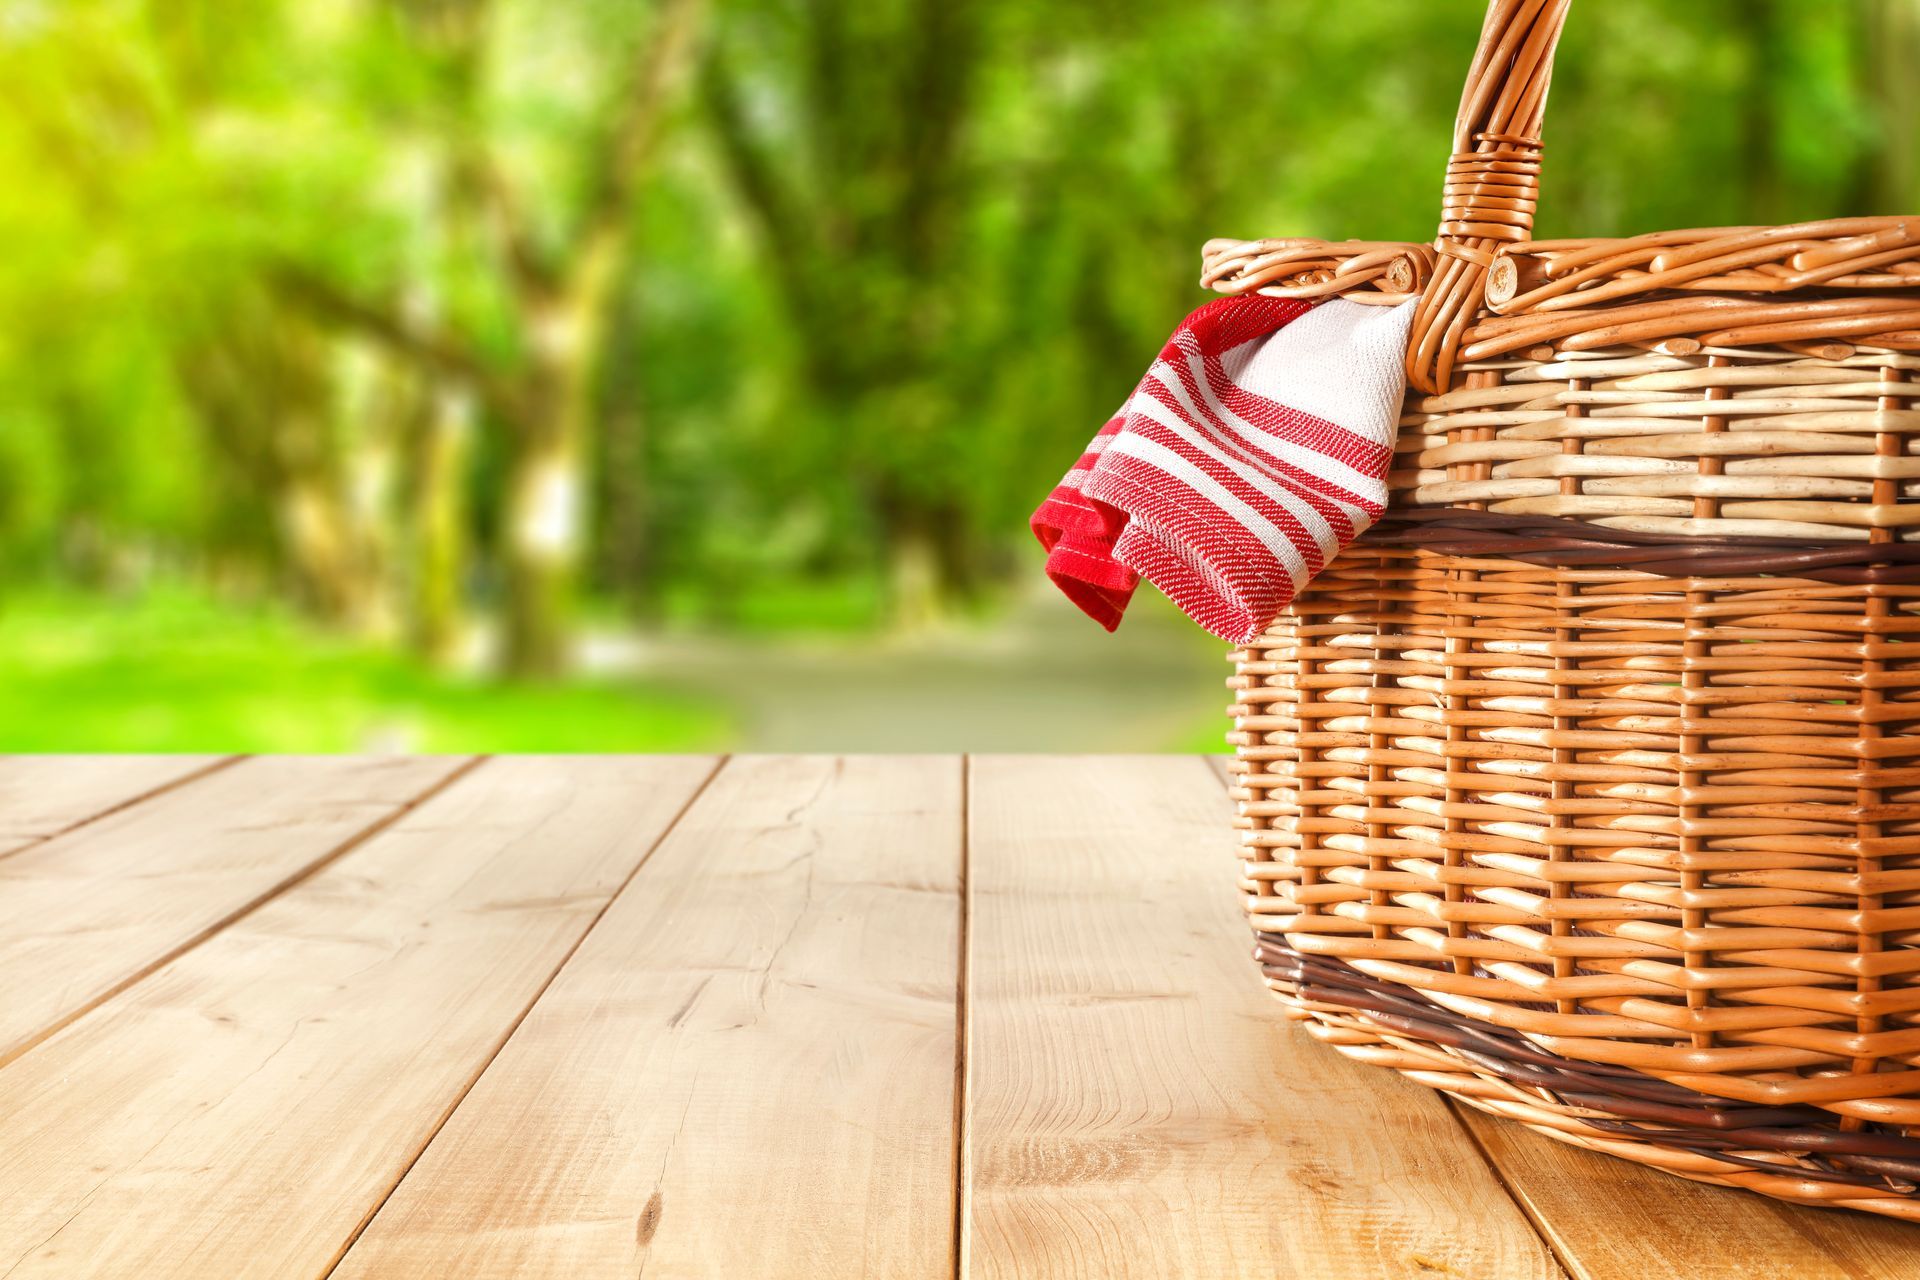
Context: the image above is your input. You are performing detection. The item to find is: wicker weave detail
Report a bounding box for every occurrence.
[1256,937,1920,1216]
[1394,348,1920,543]
[1226,543,1920,1218]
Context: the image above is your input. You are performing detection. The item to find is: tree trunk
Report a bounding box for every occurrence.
[1862,0,1920,212]
[180,317,383,632]
[593,296,651,614]
[279,464,374,628]
[886,526,944,634]
[1739,0,1788,223]
[500,411,583,679]
[874,484,961,631]
[497,239,622,677]
[403,383,473,665]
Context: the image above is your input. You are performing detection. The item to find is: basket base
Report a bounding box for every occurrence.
[1256,936,1920,1222]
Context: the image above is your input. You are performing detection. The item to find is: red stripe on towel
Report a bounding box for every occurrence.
[1031,294,1410,642]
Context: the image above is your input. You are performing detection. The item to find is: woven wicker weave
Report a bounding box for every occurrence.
[1219,0,1920,1219]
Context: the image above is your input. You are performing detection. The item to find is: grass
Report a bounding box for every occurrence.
[0,586,732,752]
[0,579,1232,753]
[1172,717,1234,754]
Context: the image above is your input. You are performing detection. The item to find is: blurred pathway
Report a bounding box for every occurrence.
[582,586,1229,752]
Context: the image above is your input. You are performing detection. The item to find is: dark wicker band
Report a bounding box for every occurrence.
[1256,936,1920,1194]
[1366,506,1920,583]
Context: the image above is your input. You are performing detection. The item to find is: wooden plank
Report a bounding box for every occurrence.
[0,755,230,857]
[964,754,1562,1280]
[0,755,716,1280]
[1454,1104,1920,1280]
[333,754,963,1279]
[0,754,471,1066]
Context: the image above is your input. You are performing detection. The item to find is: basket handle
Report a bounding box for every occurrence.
[1405,0,1572,394]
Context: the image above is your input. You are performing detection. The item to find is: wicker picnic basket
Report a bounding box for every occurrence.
[1216,0,1920,1219]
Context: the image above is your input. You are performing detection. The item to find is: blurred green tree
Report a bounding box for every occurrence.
[277,0,706,676]
[0,0,1913,718]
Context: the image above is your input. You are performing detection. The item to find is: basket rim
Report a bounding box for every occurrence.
[1202,219,1920,363]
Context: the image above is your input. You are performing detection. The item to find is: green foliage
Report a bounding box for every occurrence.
[0,0,1909,746]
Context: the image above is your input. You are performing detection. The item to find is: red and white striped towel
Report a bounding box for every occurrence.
[1031,295,1413,644]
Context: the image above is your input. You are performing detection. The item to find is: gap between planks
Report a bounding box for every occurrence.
[317,755,730,1279]
[30,754,1848,1276]
[1448,1093,1920,1280]
[1446,1092,1580,1279]
[0,755,242,862]
[327,754,963,1278]
[954,754,974,1280]
[334,753,1551,1279]
[0,755,486,1071]
[0,755,726,1279]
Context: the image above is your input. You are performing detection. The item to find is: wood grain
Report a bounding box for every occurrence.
[0,755,716,1280]
[2,753,1905,1274]
[0,753,470,1065]
[333,754,963,1279]
[0,755,229,857]
[964,754,1563,1280]
[1454,1103,1920,1280]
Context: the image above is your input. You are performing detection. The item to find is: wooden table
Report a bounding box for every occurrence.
[2,755,1916,1279]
